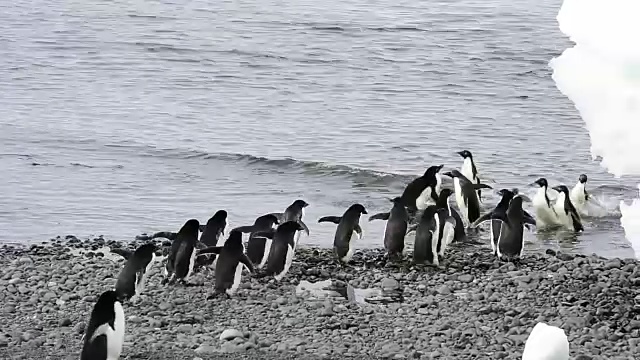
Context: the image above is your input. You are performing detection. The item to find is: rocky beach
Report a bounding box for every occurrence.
[0,236,639,360]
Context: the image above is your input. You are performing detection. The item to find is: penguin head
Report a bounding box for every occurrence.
[224,230,244,250]
[552,185,570,194]
[179,219,200,236]
[260,213,281,226]
[279,220,304,233]
[292,199,309,208]
[389,197,404,205]
[457,150,473,159]
[439,188,454,199]
[94,290,124,317]
[348,203,368,215]
[497,188,516,198]
[532,178,548,188]
[423,164,444,178]
[442,170,462,179]
[578,174,588,184]
[134,243,157,260]
[209,210,228,222]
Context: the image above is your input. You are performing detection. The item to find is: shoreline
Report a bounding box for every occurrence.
[0,237,639,359]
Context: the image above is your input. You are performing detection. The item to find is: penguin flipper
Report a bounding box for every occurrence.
[151,231,178,241]
[354,224,363,239]
[298,220,310,236]
[369,212,390,221]
[445,216,457,229]
[406,224,418,235]
[318,216,342,224]
[267,212,286,223]
[523,210,537,230]
[240,254,255,273]
[252,229,276,239]
[197,246,223,255]
[570,212,584,232]
[472,183,493,190]
[469,211,494,228]
[111,248,133,260]
[232,225,256,234]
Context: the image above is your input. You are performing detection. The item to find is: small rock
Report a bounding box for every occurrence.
[219,329,244,341]
[58,318,72,327]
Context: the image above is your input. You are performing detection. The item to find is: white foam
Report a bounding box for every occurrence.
[550,0,640,259]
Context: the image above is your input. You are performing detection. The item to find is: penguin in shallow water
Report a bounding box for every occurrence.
[552,185,584,232]
[442,170,492,227]
[114,243,157,302]
[199,210,227,247]
[472,194,535,260]
[434,188,466,243]
[163,219,200,285]
[522,322,569,360]
[269,199,310,248]
[531,177,561,228]
[457,150,484,201]
[369,197,409,258]
[254,221,305,281]
[407,205,456,266]
[570,174,590,216]
[80,290,125,360]
[318,203,368,264]
[199,230,255,298]
[234,213,280,269]
[399,164,444,214]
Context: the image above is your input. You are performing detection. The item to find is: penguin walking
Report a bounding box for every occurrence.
[234,214,280,269]
[399,164,444,215]
[434,188,466,243]
[407,205,456,266]
[457,150,484,201]
[114,243,157,303]
[199,210,227,247]
[253,221,305,281]
[269,199,310,248]
[317,203,368,264]
[163,219,200,286]
[522,322,569,360]
[552,185,584,232]
[442,170,492,227]
[199,230,255,298]
[80,290,125,360]
[570,174,590,216]
[368,197,409,258]
[531,177,561,228]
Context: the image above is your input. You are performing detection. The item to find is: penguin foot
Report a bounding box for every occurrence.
[207,291,230,300]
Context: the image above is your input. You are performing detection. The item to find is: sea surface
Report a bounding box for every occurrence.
[1,0,638,258]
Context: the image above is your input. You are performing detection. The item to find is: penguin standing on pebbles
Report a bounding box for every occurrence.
[80,290,125,360]
[115,243,157,302]
[318,203,368,264]
[234,214,280,268]
[199,210,228,247]
[269,199,310,248]
[253,221,305,281]
[407,205,456,266]
[434,188,466,243]
[163,219,200,286]
[399,165,444,214]
[369,197,409,259]
[199,230,255,299]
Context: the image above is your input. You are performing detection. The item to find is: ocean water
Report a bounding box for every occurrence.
[1,0,637,258]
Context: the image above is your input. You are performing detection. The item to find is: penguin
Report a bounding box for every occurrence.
[253,221,305,281]
[269,199,310,248]
[198,230,255,298]
[471,189,536,254]
[80,290,125,360]
[434,188,466,243]
[399,165,444,214]
[368,197,409,258]
[570,174,590,216]
[442,170,492,227]
[317,203,368,264]
[531,177,561,227]
[234,213,281,268]
[522,322,569,360]
[163,219,200,285]
[407,205,456,266]
[114,243,157,302]
[552,185,584,232]
[457,150,483,201]
[199,210,227,247]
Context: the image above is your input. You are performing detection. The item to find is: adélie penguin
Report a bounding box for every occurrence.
[552,185,584,232]
[199,210,227,247]
[80,290,125,360]
[531,177,561,228]
[199,230,255,299]
[457,150,484,201]
[317,203,368,264]
[406,205,456,266]
[269,199,310,248]
[234,213,280,269]
[114,243,158,303]
[442,170,492,227]
[399,164,444,214]
[253,221,305,281]
[522,322,569,360]
[368,197,409,259]
[163,219,200,286]
[570,174,590,216]
[434,188,466,243]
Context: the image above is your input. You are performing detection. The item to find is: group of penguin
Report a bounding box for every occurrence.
[79,149,592,359]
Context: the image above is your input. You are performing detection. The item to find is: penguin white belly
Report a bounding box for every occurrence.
[453,178,468,226]
[522,322,569,360]
[294,230,302,250]
[431,215,441,266]
[435,173,442,196]
[135,254,156,295]
[553,193,573,229]
[532,189,560,227]
[90,302,125,360]
[226,263,244,295]
[570,183,588,216]
[274,245,295,281]
[489,221,496,254]
[461,158,474,182]
[185,248,197,280]
[341,230,359,263]
[257,238,272,269]
[416,188,432,210]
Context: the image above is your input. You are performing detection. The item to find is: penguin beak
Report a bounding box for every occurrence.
[443,171,453,178]
[551,186,561,192]
[517,194,532,203]
[455,151,464,158]
[436,164,444,171]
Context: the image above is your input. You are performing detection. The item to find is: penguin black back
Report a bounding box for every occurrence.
[80,290,125,360]
[318,203,368,263]
[385,197,409,256]
[115,242,157,301]
[400,165,443,211]
[214,230,254,295]
[435,188,466,242]
[200,210,227,247]
[412,205,439,264]
[264,221,304,277]
[165,219,200,284]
